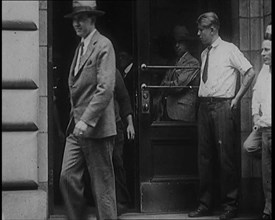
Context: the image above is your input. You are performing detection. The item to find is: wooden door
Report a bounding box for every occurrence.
[136,0,201,213]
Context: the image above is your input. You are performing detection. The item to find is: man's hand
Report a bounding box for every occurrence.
[125,114,135,140]
[126,124,135,140]
[73,120,88,137]
[230,98,238,110]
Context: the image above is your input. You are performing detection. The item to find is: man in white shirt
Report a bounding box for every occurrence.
[243,34,272,219]
[188,12,256,220]
[243,23,272,157]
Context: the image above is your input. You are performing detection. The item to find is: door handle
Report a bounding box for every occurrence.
[140,83,198,114]
[141,63,200,71]
[141,83,199,90]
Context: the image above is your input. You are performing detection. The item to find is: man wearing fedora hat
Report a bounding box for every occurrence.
[60,1,117,219]
[156,24,200,122]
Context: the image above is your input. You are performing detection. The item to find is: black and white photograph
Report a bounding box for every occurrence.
[2,0,272,220]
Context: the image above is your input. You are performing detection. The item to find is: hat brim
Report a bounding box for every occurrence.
[64,10,105,18]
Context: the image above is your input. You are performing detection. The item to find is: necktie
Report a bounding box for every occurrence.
[202,45,212,83]
[79,42,84,56]
[78,42,84,69]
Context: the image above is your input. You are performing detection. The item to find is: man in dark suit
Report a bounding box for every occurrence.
[117,50,137,110]
[114,69,135,215]
[157,24,200,121]
[59,1,117,220]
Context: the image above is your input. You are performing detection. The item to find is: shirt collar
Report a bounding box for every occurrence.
[211,36,222,48]
[81,29,96,47]
[124,63,133,76]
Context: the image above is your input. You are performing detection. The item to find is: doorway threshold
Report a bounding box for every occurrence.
[50,212,259,220]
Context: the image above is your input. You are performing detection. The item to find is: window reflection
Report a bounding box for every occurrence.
[150,24,201,122]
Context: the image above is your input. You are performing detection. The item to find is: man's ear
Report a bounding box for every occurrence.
[210,26,215,33]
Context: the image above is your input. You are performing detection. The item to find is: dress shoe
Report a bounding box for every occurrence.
[188,207,211,217]
[262,213,271,220]
[219,210,238,220]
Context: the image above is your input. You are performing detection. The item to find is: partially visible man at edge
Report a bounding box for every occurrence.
[59,1,117,220]
[243,22,272,220]
[188,12,256,220]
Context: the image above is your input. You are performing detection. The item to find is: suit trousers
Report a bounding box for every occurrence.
[60,134,117,220]
[197,100,239,211]
[113,120,131,207]
[262,128,272,215]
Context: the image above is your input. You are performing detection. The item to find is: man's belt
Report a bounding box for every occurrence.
[199,97,233,103]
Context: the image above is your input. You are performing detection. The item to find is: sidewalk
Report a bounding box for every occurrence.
[50,212,259,220]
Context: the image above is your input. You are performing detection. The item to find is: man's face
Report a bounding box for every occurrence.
[118,52,131,69]
[72,13,93,38]
[261,40,272,66]
[197,24,212,45]
[266,24,271,36]
[175,40,188,57]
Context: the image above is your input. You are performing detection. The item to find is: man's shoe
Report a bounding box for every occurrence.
[188,207,211,217]
[262,213,271,220]
[219,210,238,220]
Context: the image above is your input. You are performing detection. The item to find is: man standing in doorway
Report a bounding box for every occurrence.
[188,12,255,220]
[114,69,135,215]
[60,1,117,220]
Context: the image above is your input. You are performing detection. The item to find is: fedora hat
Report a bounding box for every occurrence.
[173,25,196,41]
[64,0,105,18]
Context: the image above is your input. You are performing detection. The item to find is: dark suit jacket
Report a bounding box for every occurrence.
[66,30,117,138]
[122,62,137,110]
[114,69,133,123]
[161,52,200,121]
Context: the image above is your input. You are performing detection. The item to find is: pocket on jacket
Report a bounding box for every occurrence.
[85,63,96,69]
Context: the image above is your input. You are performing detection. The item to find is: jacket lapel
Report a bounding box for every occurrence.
[76,30,99,74]
[177,52,198,86]
[68,43,81,83]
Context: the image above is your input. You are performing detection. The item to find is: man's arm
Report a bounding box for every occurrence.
[231,67,256,109]
[164,58,200,95]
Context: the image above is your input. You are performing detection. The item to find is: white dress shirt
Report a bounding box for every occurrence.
[198,37,252,98]
[123,62,133,78]
[252,64,272,128]
[74,29,96,75]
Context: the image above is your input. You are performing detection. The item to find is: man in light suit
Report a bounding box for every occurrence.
[157,24,200,121]
[60,1,117,220]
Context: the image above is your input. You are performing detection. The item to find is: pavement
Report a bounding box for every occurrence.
[50,212,259,220]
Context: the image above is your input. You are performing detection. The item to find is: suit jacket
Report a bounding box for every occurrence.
[114,69,133,123]
[122,63,136,104]
[66,30,117,138]
[161,52,200,121]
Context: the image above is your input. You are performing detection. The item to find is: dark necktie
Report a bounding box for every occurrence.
[78,42,84,69]
[79,42,84,56]
[202,45,212,83]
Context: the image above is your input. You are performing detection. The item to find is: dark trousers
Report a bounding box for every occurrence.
[262,128,272,215]
[60,134,117,220]
[113,120,131,206]
[197,100,239,211]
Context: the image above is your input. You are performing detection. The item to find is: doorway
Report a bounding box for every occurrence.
[49,0,235,216]
[135,0,234,213]
[50,0,138,215]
